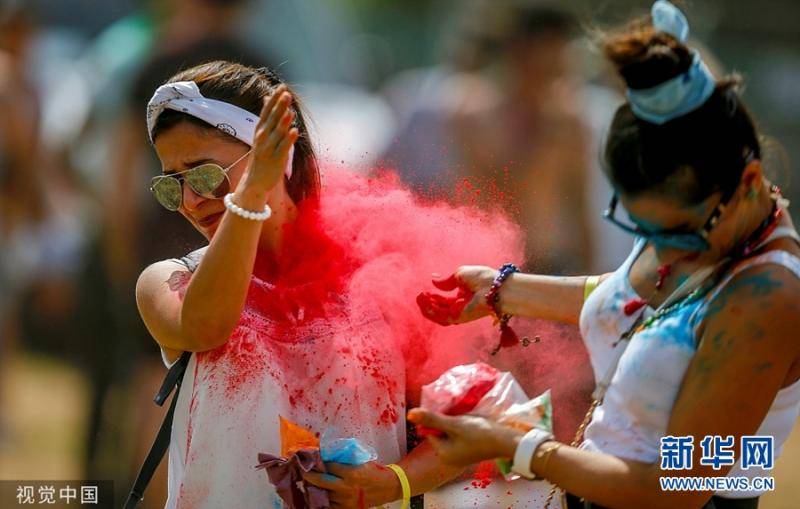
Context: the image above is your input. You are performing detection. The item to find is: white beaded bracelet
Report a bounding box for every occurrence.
[223,193,272,221]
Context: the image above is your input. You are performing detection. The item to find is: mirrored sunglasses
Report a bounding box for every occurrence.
[149,151,250,211]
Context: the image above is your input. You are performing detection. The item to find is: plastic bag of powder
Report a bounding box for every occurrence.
[320,428,378,465]
[419,363,552,478]
[420,362,551,431]
[420,362,501,418]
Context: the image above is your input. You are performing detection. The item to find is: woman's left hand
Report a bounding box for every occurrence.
[407,408,524,469]
[302,461,400,509]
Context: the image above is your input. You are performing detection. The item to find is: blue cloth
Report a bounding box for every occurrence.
[652,0,689,42]
[626,1,716,125]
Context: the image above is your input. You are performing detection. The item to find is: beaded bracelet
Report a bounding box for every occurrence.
[223,193,272,221]
[485,263,521,355]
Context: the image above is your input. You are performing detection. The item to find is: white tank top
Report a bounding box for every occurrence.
[162,248,406,509]
[579,226,800,498]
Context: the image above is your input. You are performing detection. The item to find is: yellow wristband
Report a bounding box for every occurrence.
[386,464,410,509]
[584,275,600,302]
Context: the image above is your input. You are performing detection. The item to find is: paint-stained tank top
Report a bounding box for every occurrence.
[579,226,800,498]
[162,247,406,509]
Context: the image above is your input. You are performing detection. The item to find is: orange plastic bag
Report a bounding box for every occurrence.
[279,416,319,458]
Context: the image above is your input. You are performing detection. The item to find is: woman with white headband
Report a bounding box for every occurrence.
[411,2,800,508]
[135,61,486,509]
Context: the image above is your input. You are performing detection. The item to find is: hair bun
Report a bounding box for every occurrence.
[603,19,693,89]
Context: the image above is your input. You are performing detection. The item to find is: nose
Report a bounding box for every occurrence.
[181,181,207,213]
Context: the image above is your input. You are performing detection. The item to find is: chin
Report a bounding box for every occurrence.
[203,224,219,240]
[192,220,218,240]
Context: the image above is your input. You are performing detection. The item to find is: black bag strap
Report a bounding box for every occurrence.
[123,351,192,509]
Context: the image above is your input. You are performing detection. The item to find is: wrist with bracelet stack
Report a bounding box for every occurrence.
[485,263,524,355]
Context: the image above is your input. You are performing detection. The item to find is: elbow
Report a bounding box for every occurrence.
[627,482,709,509]
[613,493,702,509]
[616,467,709,509]
[645,493,709,509]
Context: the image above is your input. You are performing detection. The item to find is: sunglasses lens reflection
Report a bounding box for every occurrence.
[186,164,229,198]
[152,177,182,211]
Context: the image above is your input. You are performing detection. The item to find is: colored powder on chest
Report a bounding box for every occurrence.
[185,165,592,438]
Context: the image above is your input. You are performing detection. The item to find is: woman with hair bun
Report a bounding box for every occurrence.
[412,2,800,508]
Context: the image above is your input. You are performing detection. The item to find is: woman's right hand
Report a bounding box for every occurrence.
[416,265,497,325]
[243,84,299,193]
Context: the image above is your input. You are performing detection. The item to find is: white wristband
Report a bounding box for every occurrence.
[512,428,554,479]
[223,193,272,221]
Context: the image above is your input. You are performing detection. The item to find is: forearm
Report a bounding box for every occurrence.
[503,439,706,509]
[179,179,273,349]
[396,441,465,497]
[499,273,606,325]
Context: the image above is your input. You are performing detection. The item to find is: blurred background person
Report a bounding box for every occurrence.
[380,7,599,504]
[0,2,87,453]
[449,3,593,275]
[81,1,274,505]
[383,2,595,275]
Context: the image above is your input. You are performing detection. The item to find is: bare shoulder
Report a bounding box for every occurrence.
[671,261,800,429]
[135,259,190,303]
[708,258,800,312]
[135,258,193,353]
[702,260,800,359]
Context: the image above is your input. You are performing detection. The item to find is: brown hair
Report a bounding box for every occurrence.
[601,15,761,205]
[151,60,320,204]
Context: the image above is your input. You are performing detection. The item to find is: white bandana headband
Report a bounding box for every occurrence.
[146,80,293,178]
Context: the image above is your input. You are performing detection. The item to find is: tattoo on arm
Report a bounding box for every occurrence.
[167,270,192,300]
[705,269,783,318]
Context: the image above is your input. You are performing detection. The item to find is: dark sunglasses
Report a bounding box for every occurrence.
[150,151,250,211]
[602,191,732,251]
[603,152,755,251]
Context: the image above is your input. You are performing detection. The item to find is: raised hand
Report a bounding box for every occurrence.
[244,84,299,193]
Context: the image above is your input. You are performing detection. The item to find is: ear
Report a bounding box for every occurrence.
[740,158,763,192]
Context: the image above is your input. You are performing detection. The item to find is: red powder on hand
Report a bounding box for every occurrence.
[415,291,473,325]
